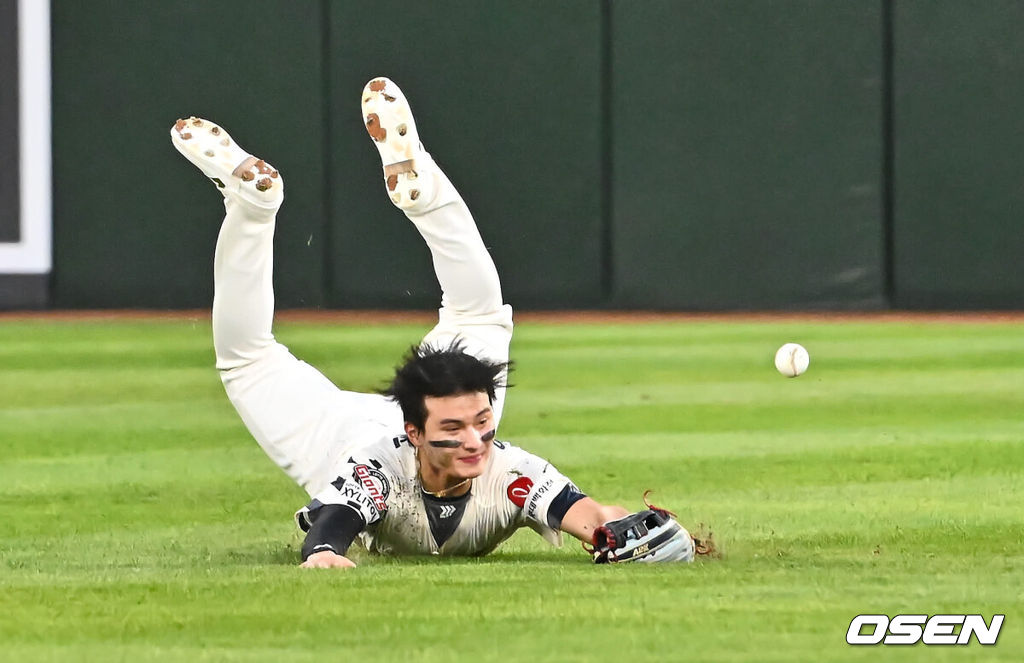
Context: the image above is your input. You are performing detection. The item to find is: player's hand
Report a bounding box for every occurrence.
[300,550,357,569]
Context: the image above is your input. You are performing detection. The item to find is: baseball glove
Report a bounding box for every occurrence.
[585,492,716,564]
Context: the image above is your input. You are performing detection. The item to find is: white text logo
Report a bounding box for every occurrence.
[847,614,1004,645]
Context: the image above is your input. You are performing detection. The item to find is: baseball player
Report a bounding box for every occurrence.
[171,77,704,568]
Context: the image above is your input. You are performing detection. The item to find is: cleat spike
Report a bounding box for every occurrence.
[171,115,283,206]
[361,77,436,210]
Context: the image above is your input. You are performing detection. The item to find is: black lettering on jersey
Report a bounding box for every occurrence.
[393,435,411,449]
[369,458,383,469]
[336,485,380,520]
[526,479,556,520]
[493,439,507,450]
[331,476,347,491]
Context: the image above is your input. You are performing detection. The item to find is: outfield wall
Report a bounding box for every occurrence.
[33,1,1024,310]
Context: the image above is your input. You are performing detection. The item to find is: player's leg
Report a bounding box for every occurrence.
[171,118,396,494]
[361,78,514,424]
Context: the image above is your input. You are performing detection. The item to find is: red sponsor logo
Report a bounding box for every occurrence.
[507,476,534,508]
[354,464,389,512]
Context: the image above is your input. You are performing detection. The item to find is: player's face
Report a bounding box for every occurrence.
[411,391,495,483]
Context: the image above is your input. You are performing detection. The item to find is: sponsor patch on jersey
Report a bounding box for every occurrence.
[354,464,390,512]
[507,476,534,508]
[525,478,556,521]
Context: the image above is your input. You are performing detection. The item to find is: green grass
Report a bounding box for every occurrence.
[1,317,1021,661]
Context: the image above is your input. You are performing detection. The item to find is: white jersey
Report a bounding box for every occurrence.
[295,431,581,556]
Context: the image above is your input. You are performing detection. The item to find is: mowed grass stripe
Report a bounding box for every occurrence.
[506,396,1022,434]
[1,367,221,409]
[0,446,284,495]
[0,404,247,459]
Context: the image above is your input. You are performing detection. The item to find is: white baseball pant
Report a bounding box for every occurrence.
[212,166,513,495]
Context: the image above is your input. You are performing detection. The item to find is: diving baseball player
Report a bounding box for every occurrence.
[170,77,704,567]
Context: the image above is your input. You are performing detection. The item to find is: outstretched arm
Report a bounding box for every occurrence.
[298,504,364,569]
[558,498,629,543]
[563,496,699,564]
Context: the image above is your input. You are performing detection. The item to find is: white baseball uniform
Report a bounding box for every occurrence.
[296,435,580,554]
[213,156,583,555]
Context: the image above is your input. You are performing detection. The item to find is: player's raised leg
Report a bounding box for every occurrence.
[171,118,396,494]
[361,78,514,424]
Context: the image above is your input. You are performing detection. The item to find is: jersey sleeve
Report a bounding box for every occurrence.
[294,448,396,533]
[500,443,587,546]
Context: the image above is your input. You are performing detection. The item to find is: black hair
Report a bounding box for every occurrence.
[383,339,511,430]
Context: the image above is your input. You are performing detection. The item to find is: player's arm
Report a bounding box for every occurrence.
[299,503,364,569]
[295,460,388,570]
[511,452,698,563]
[502,445,619,541]
[558,498,629,543]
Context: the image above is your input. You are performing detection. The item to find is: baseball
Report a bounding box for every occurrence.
[774,343,810,377]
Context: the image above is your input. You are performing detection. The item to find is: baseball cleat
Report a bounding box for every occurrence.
[361,77,435,210]
[170,117,283,208]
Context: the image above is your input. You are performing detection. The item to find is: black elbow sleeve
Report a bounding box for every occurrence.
[300,504,366,561]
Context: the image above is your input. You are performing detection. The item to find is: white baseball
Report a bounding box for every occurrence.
[774,343,810,377]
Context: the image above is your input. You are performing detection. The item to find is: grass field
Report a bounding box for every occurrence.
[1,315,1021,662]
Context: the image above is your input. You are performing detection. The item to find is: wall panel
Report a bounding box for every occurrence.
[325,0,605,309]
[611,1,886,309]
[892,0,1024,308]
[51,1,326,308]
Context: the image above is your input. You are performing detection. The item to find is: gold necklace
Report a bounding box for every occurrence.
[421,476,472,498]
[416,452,473,498]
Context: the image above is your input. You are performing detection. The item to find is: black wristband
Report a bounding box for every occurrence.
[300,504,366,561]
[547,484,588,530]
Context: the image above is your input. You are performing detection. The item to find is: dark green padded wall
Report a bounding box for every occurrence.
[51,1,326,308]
[610,1,886,309]
[892,1,1024,308]
[325,0,604,309]
[47,2,1024,311]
